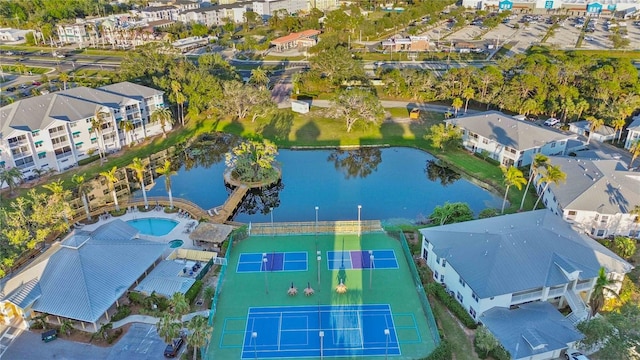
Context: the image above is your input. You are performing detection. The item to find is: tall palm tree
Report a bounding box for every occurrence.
[186,316,212,360]
[611,118,626,143]
[72,173,93,221]
[91,108,108,162]
[156,159,177,209]
[151,107,173,138]
[589,267,619,318]
[119,120,135,146]
[157,313,181,344]
[462,87,474,114]
[452,97,463,117]
[629,139,640,170]
[169,292,190,322]
[500,166,527,214]
[586,116,604,144]
[127,158,149,209]
[171,81,184,126]
[532,164,567,209]
[58,72,69,90]
[100,166,121,212]
[0,166,23,197]
[520,154,548,211]
[249,67,269,90]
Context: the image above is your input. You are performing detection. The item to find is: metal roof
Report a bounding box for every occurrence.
[419,210,632,298]
[99,81,164,102]
[546,157,640,213]
[447,111,575,150]
[0,220,166,323]
[480,302,583,360]
[134,260,195,298]
[3,278,41,308]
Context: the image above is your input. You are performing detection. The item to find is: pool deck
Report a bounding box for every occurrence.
[80,210,201,254]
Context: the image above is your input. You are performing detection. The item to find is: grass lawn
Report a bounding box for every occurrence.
[430,297,479,360]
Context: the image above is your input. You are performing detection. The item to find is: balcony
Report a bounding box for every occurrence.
[575,281,592,292]
[511,289,543,304]
[55,151,73,160]
[8,140,29,148]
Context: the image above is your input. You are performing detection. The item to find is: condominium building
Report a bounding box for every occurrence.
[252,0,309,17]
[0,82,167,185]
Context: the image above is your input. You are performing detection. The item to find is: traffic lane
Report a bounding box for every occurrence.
[106,323,168,360]
[2,330,111,360]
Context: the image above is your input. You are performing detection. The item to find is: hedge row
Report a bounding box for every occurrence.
[421,339,452,360]
[185,280,203,304]
[425,283,477,329]
[111,305,131,322]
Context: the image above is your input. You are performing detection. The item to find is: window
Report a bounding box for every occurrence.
[91,138,98,144]
[422,249,428,260]
[440,274,444,283]
[469,307,476,319]
[482,138,489,144]
[456,291,463,303]
[568,210,577,216]
[70,122,77,128]
[596,229,605,237]
[551,142,556,148]
[73,133,81,139]
[38,153,46,159]
[459,276,466,288]
[434,271,439,281]
[472,292,479,302]
[35,142,44,149]
[442,259,447,267]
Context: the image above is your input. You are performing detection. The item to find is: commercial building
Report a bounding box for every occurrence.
[463,0,640,16]
[270,29,320,51]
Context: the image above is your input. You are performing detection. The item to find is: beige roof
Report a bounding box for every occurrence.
[189,222,233,244]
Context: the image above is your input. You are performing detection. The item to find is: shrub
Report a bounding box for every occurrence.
[425,283,477,329]
[107,328,123,344]
[128,292,143,305]
[77,154,100,166]
[421,339,452,360]
[111,305,131,322]
[220,240,229,257]
[110,209,127,217]
[489,345,511,360]
[185,280,203,304]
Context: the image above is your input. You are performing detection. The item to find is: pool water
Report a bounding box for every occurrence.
[169,239,184,248]
[127,218,179,236]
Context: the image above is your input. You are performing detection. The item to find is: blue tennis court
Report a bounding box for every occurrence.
[236,252,308,273]
[240,304,400,359]
[327,250,399,270]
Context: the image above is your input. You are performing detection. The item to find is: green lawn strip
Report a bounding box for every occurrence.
[430,296,479,360]
[0,65,49,75]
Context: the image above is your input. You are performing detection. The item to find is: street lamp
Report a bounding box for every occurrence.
[317,253,322,287]
[319,331,325,359]
[262,256,269,294]
[384,329,390,360]
[252,332,258,360]
[369,251,374,290]
[357,205,362,237]
[315,206,319,235]
[270,207,274,239]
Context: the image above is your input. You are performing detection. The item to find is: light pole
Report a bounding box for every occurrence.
[262,256,269,294]
[369,251,374,290]
[270,207,274,239]
[319,331,324,359]
[315,206,319,236]
[317,253,322,287]
[357,205,362,237]
[384,329,390,360]
[252,332,258,360]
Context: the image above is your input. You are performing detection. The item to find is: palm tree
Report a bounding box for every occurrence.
[171,81,185,126]
[151,107,174,138]
[127,157,149,209]
[589,267,619,317]
[156,159,177,209]
[532,164,567,210]
[520,154,548,211]
[157,313,181,343]
[119,120,135,146]
[91,108,108,162]
[186,316,212,360]
[629,139,640,170]
[611,118,626,143]
[586,116,604,144]
[100,166,121,212]
[500,166,527,214]
[249,67,269,90]
[72,173,93,221]
[60,319,75,336]
[451,97,463,117]
[58,72,69,90]
[462,87,474,114]
[169,292,190,322]
[0,166,23,197]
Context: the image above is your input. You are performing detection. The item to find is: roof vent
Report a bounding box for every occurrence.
[510,225,514,229]
[484,251,488,256]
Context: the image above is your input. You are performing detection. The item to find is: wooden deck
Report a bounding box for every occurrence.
[210,185,248,223]
[248,220,384,236]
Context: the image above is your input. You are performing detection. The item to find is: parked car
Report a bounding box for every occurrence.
[32,81,41,86]
[5,86,16,92]
[565,351,589,360]
[544,118,560,127]
[164,337,185,358]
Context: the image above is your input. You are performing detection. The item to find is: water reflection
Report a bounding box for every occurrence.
[328,148,383,179]
[174,133,239,171]
[233,180,284,216]
[425,160,461,186]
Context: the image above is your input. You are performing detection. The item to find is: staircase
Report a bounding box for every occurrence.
[564,290,589,325]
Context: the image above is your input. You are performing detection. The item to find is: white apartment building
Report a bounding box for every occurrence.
[535,156,640,239]
[178,3,250,26]
[252,0,309,17]
[139,5,183,21]
[446,111,576,167]
[0,82,167,184]
[310,0,337,11]
[420,210,632,359]
[57,23,96,45]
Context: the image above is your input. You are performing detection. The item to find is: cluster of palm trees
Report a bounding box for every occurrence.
[157,293,212,360]
[500,154,567,214]
[0,166,23,199]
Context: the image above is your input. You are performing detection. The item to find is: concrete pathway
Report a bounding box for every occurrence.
[111,310,210,329]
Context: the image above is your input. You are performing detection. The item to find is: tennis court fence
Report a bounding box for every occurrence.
[387,229,441,347]
[248,220,383,236]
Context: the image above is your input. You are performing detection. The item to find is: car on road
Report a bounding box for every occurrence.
[20,83,29,89]
[565,351,589,360]
[5,86,16,92]
[544,118,560,127]
[32,81,41,86]
[164,337,184,358]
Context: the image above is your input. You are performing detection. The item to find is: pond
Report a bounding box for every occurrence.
[141,140,501,224]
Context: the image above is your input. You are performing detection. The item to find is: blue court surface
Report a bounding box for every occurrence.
[236,252,308,273]
[240,304,400,359]
[327,250,399,270]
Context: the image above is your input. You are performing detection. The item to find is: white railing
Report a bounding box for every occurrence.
[548,287,566,297]
[511,290,543,304]
[575,282,592,291]
[565,290,588,314]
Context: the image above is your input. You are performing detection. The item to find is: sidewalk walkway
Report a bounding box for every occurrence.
[111,310,210,329]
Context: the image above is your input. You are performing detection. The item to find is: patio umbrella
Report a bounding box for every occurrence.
[336,279,347,294]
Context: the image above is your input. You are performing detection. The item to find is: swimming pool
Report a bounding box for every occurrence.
[127,218,179,236]
[169,239,184,248]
